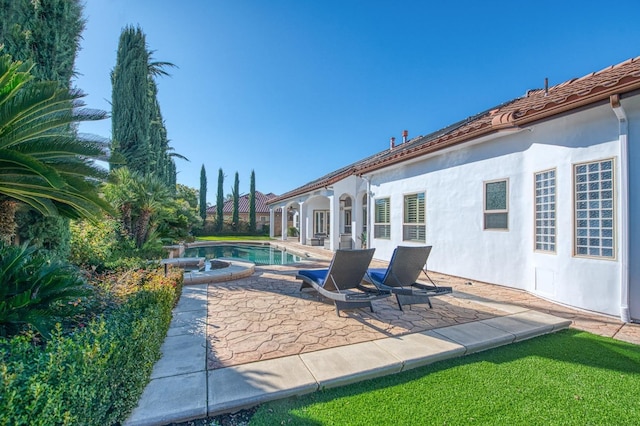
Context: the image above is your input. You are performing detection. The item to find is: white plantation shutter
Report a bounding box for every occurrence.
[374,198,391,239]
[403,193,425,242]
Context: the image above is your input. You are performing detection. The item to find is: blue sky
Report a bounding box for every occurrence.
[75,0,640,202]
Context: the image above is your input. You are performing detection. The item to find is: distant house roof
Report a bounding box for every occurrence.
[206,191,277,215]
[270,56,640,204]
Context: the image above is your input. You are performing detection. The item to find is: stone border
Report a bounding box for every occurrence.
[183,258,255,285]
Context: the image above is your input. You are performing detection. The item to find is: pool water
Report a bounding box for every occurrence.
[182,244,302,266]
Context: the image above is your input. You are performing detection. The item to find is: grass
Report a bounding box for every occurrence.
[196,235,272,241]
[249,330,640,425]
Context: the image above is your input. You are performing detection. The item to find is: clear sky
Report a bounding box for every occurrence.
[75,0,640,202]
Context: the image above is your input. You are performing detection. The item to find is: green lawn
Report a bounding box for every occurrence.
[249,330,640,425]
[196,235,272,241]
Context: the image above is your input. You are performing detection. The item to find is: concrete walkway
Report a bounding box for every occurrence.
[125,284,573,425]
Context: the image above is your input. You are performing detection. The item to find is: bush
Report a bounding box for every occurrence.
[0,243,91,339]
[0,268,183,425]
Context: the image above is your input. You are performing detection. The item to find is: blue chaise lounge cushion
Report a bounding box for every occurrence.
[367,268,387,283]
[298,269,328,287]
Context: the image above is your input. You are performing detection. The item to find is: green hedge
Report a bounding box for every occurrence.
[0,271,183,425]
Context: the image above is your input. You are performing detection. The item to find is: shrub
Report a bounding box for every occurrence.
[69,218,121,269]
[0,243,91,339]
[0,268,183,425]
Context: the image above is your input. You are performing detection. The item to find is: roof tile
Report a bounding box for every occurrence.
[270,56,640,204]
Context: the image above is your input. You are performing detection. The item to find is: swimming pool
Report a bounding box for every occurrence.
[182,244,303,266]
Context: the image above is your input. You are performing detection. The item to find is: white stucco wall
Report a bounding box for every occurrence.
[367,99,636,318]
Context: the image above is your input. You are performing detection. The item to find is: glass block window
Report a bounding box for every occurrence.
[484,179,508,230]
[403,193,426,242]
[374,198,390,239]
[575,159,615,258]
[535,169,556,252]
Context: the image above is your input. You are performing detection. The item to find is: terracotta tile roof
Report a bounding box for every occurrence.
[206,191,277,215]
[270,56,640,204]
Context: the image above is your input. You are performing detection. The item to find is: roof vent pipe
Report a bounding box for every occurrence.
[544,77,549,96]
[402,130,408,143]
[390,137,396,150]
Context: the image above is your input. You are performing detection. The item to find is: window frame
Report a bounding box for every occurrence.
[373,197,391,239]
[573,158,616,260]
[533,168,557,254]
[403,192,426,242]
[483,178,509,231]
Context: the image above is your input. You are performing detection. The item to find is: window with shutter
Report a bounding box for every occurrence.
[374,198,390,239]
[403,193,425,242]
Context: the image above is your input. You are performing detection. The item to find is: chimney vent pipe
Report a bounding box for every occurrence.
[402,130,408,143]
[544,77,549,96]
[390,137,396,150]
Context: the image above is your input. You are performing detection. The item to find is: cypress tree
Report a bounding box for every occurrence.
[232,172,240,231]
[111,26,179,185]
[216,169,224,232]
[249,170,256,234]
[199,165,207,220]
[0,0,84,88]
[110,26,151,174]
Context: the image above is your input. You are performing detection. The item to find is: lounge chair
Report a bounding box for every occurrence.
[297,248,391,316]
[364,246,452,310]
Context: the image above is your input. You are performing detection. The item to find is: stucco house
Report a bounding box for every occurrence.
[268,57,640,322]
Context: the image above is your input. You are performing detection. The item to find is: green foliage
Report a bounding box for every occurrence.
[0,54,111,225]
[110,25,179,186]
[248,170,256,233]
[251,330,640,425]
[0,0,92,252]
[69,218,121,270]
[199,164,207,220]
[0,242,90,338]
[0,268,182,425]
[287,226,299,237]
[232,172,240,231]
[103,168,171,249]
[216,168,224,232]
[110,26,151,174]
[156,184,202,242]
[15,210,71,259]
[0,0,85,89]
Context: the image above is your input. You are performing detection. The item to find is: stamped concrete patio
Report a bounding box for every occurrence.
[206,241,639,370]
[126,241,640,425]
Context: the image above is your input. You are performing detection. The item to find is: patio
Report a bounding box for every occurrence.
[126,242,640,425]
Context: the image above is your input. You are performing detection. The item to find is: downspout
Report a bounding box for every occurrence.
[610,94,631,323]
[360,174,372,249]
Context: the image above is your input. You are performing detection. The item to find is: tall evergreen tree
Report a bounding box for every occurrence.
[110,26,151,174]
[0,0,88,256]
[232,172,240,231]
[110,26,180,186]
[199,165,207,220]
[216,169,224,232]
[249,170,256,234]
[0,0,84,89]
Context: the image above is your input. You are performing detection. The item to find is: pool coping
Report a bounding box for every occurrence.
[182,258,256,285]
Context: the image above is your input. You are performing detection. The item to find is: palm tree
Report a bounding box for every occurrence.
[132,174,171,248]
[103,167,137,238]
[0,54,111,242]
